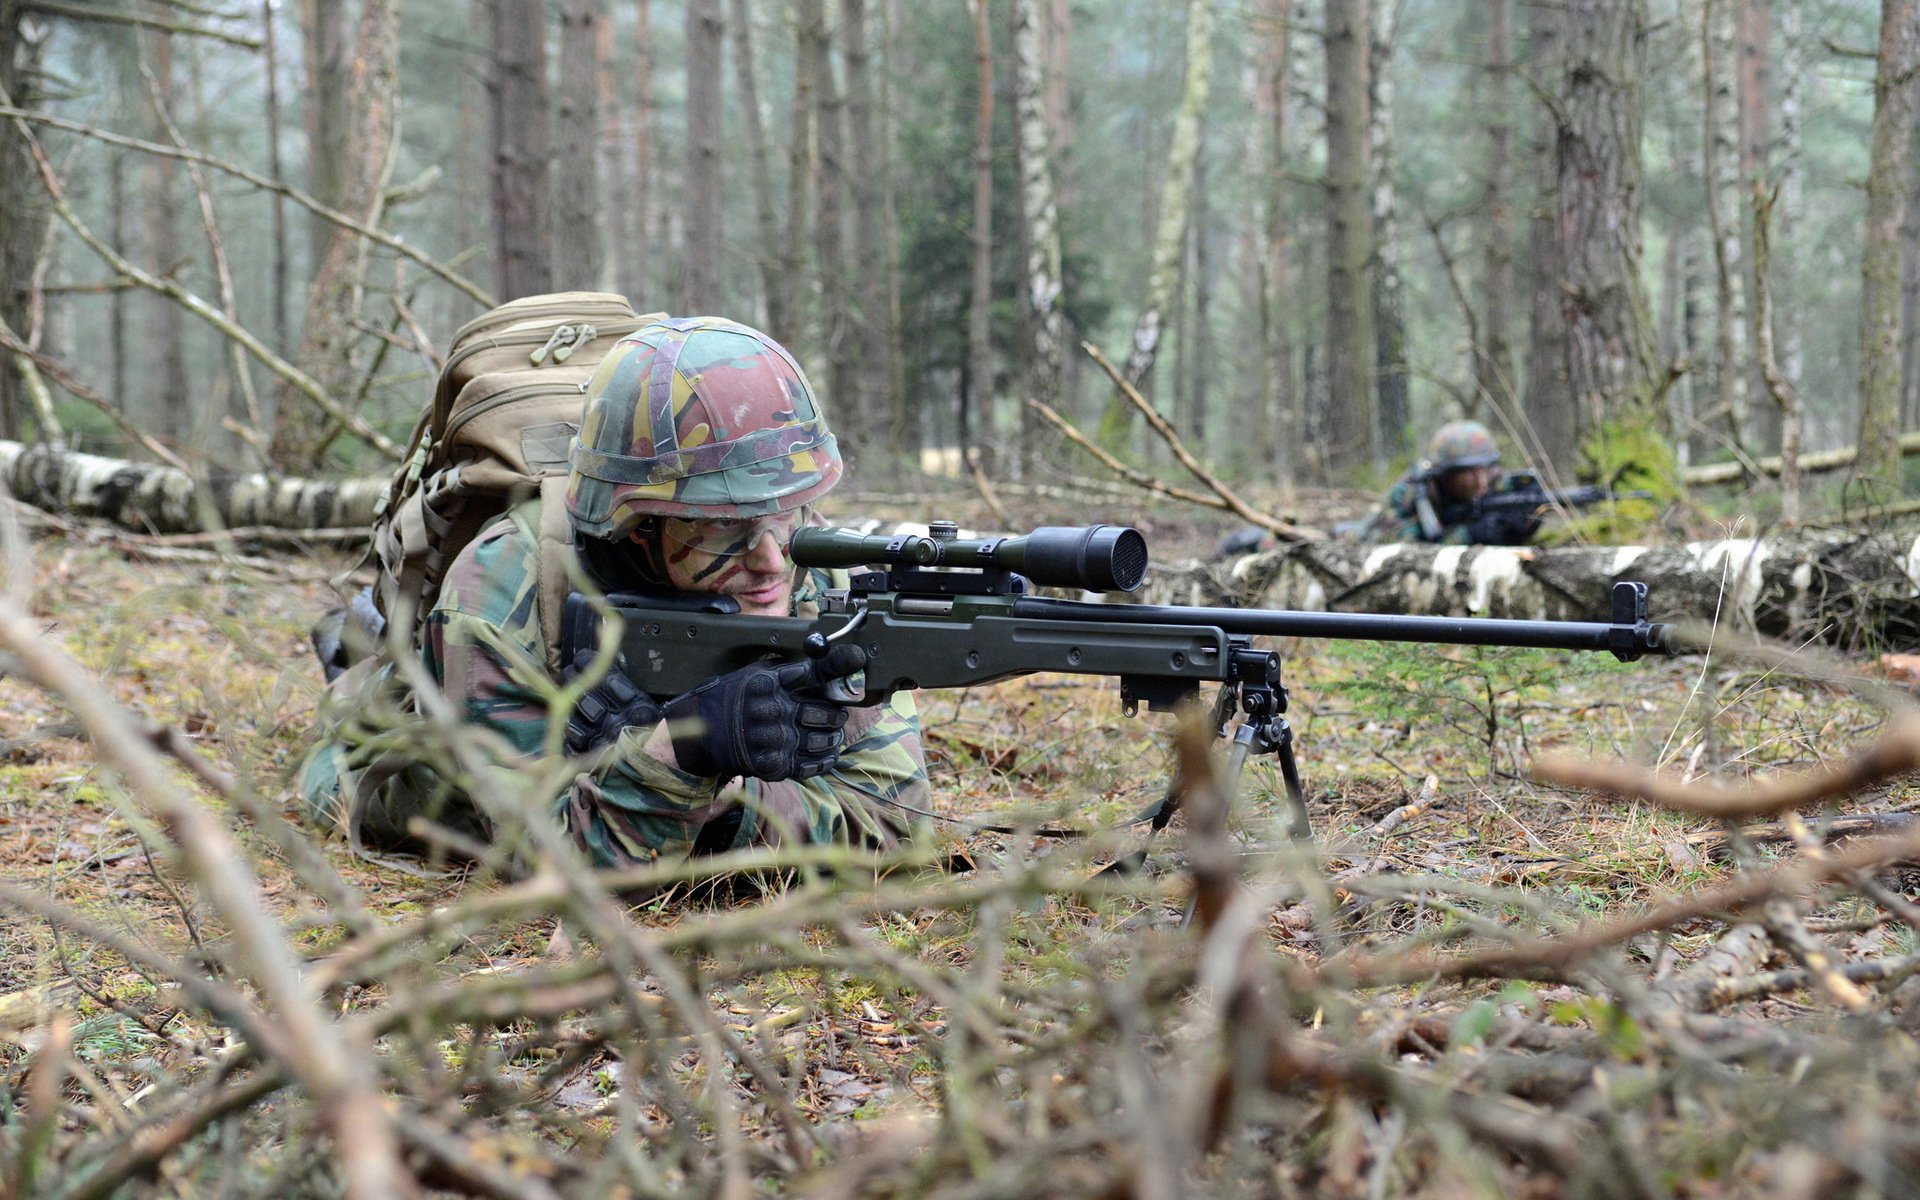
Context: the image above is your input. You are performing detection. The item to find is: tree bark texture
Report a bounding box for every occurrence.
[1102,0,1213,446]
[1703,0,1751,452]
[490,0,554,300]
[1477,0,1518,426]
[1369,0,1409,460]
[0,0,49,442]
[781,0,816,351]
[1557,0,1659,431]
[966,0,995,456]
[729,0,785,334]
[555,0,606,291]
[1855,0,1920,500]
[1777,0,1804,403]
[1259,0,1296,478]
[142,29,191,449]
[1012,0,1066,472]
[300,0,350,268]
[843,0,899,450]
[1739,0,1779,453]
[273,0,401,469]
[683,0,725,314]
[1323,0,1378,476]
[1521,0,1572,468]
[1,440,383,534]
[262,0,290,353]
[628,0,655,303]
[1159,531,1920,649]
[801,0,854,436]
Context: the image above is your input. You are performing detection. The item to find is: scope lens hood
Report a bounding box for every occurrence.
[1022,525,1149,593]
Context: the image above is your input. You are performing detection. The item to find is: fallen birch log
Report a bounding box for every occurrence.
[1149,531,1920,647]
[0,439,384,534]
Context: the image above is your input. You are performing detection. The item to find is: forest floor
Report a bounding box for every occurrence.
[3,480,1920,1197]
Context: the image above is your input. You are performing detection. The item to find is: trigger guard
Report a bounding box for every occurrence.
[823,673,868,706]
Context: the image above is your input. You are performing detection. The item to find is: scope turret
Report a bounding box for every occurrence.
[790,523,1149,593]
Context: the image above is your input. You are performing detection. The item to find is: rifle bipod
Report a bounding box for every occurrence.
[1098,644,1312,893]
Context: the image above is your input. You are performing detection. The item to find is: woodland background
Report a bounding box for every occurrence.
[0,0,1913,506]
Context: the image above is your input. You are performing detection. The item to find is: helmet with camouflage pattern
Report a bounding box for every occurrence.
[565,316,843,538]
[1427,420,1501,473]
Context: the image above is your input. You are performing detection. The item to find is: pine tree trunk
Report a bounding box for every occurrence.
[843,0,897,453]
[1703,0,1751,453]
[555,0,605,291]
[0,0,48,443]
[628,0,655,302]
[262,0,290,354]
[1521,0,1572,469]
[1855,0,1920,500]
[1323,0,1378,476]
[783,2,817,357]
[299,0,350,269]
[729,0,785,334]
[1777,0,1805,410]
[1100,0,1214,446]
[144,29,191,453]
[1189,143,1213,454]
[966,0,995,459]
[1012,0,1066,476]
[1739,0,1779,453]
[1369,0,1409,461]
[491,0,554,301]
[1477,0,1518,425]
[1558,0,1659,434]
[273,0,400,470]
[1259,0,1297,479]
[683,0,725,314]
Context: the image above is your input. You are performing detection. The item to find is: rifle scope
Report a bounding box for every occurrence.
[791,522,1150,593]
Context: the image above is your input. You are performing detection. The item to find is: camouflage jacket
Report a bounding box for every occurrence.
[302,508,929,869]
[1355,470,1523,545]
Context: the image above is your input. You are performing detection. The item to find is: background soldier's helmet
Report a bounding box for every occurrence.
[1427,420,1501,473]
[566,316,844,539]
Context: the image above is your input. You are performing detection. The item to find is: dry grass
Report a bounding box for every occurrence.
[5,497,1920,1197]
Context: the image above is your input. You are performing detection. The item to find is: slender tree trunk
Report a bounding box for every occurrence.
[1263,0,1297,479]
[878,0,908,450]
[555,0,605,290]
[843,0,897,452]
[1011,0,1065,476]
[1521,0,1572,468]
[108,149,128,420]
[1703,0,1751,453]
[783,3,817,354]
[1854,0,1920,499]
[300,0,349,268]
[1477,0,1517,426]
[594,9,625,293]
[1739,0,1779,452]
[683,0,725,313]
[1324,0,1378,475]
[0,0,49,442]
[1189,143,1213,453]
[1903,133,1920,431]
[262,0,290,355]
[802,0,854,435]
[1559,0,1660,441]
[966,0,995,459]
[1369,0,1409,461]
[1101,0,1214,445]
[491,0,553,300]
[629,0,655,302]
[273,0,401,468]
[1777,0,1804,413]
[144,29,191,451]
[730,0,784,333]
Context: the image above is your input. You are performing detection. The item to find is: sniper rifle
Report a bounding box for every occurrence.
[563,521,1678,841]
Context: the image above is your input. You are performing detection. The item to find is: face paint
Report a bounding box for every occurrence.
[658,509,807,561]
[653,509,807,616]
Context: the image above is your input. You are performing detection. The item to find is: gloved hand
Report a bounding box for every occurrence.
[565,658,664,755]
[662,643,867,782]
[1467,506,1543,547]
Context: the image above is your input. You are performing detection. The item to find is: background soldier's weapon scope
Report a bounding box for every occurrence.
[791,522,1150,594]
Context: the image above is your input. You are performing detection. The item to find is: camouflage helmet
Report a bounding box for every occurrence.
[1427,420,1501,473]
[565,316,843,538]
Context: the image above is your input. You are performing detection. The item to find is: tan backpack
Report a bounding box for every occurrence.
[365,292,664,672]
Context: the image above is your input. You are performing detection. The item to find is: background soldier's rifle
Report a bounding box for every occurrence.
[564,522,1678,845]
[1467,470,1656,545]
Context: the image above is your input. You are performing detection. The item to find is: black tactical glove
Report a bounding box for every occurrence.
[565,658,664,755]
[661,643,867,782]
[1467,506,1543,547]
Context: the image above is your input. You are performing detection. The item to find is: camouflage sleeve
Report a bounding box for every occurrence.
[1356,478,1421,545]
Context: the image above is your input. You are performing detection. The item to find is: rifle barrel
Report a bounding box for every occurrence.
[1009,597,1676,657]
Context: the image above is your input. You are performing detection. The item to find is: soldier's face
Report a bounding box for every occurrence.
[658,513,799,616]
[1437,465,1499,503]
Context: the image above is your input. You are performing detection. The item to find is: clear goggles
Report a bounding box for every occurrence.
[654,507,808,560]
